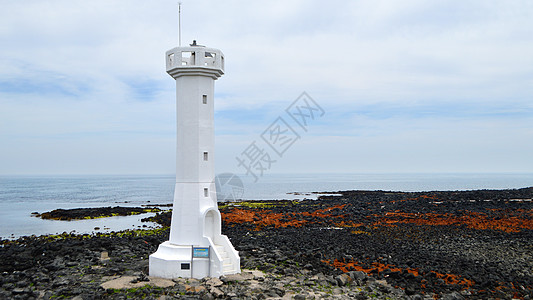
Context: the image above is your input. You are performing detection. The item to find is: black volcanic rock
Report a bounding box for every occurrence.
[0,187,531,299]
[38,206,161,220]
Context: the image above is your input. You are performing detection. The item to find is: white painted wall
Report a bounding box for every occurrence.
[150,43,239,279]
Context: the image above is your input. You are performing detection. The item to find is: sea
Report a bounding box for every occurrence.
[1,173,532,239]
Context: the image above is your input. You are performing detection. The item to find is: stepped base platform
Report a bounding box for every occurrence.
[149,240,240,279]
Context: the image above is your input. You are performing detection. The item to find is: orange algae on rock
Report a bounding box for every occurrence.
[322,259,474,289]
[301,204,347,218]
[334,220,364,228]
[220,208,306,230]
[372,210,532,233]
[322,258,419,277]
[221,203,348,230]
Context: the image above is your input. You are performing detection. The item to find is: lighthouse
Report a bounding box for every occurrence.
[149,41,240,279]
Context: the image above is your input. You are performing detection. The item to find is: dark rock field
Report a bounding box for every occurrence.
[1,187,532,299]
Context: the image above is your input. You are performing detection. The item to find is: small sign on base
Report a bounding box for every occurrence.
[191,246,210,278]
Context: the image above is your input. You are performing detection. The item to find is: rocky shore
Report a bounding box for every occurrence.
[37,206,162,221]
[1,187,532,299]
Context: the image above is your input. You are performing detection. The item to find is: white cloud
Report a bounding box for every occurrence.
[0,0,532,174]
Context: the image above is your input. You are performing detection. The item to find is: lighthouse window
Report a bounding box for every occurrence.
[168,53,175,66]
[204,52,215,66]
[202,95,207,104]
[203,152,208,161]
[181,51,193,65]
[203,188,209,197]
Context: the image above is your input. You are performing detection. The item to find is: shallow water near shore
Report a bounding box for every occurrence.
[1,173,532,239]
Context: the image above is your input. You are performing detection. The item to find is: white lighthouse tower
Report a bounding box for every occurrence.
[149,41,240,279]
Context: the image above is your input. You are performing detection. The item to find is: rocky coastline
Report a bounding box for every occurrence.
[1,187,532,299]
[37,207,162,221]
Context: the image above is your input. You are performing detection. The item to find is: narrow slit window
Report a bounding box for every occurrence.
[168,53,174,66]
[203,188,208,197]
[203,152,208,161]
[181,263,190,270]
[202,95,207,104]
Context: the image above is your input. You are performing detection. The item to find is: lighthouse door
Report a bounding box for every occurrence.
[204,210,215,240]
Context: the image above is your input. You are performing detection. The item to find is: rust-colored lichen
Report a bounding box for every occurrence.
[322,258,419,277]
[220,208,306,230]
[322,259,474,289]
[372,210,532,233]
[220,203,348,230]
[334,220,364,228]
[300,204,347,218]
[221,198,532,233]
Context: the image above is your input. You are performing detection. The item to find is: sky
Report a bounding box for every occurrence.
[1,0,532,176]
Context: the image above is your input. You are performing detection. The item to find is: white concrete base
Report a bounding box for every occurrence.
[149,238,240,279]
[149,242,196,279]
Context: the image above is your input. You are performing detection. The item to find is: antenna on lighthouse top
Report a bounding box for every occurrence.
[178,2,182,47]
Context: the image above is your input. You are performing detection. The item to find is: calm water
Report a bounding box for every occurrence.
[1,173,532,239]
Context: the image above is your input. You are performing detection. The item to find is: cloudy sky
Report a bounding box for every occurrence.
[1,0,532,175]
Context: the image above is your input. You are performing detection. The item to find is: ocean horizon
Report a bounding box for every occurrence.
[1,172,532,239]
